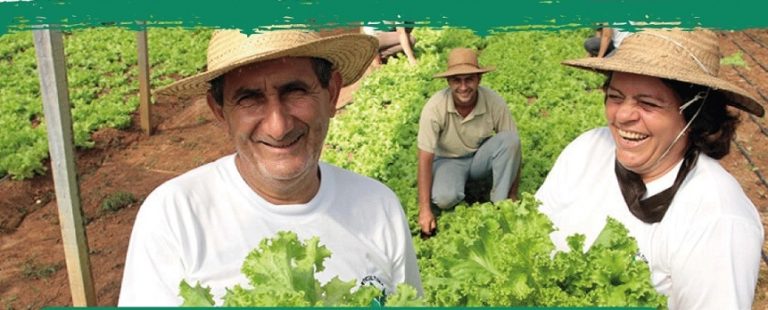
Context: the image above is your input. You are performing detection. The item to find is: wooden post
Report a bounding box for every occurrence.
[33,28,96,306]
[137,22,153,135]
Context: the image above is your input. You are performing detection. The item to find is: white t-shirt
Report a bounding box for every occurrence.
[536,128,762,310]
[611,29,631,48]
[118,154,423,306]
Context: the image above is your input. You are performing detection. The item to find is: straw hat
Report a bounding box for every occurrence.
[433,48,495,78]
[156,29,378,97]
[562,28,765,117]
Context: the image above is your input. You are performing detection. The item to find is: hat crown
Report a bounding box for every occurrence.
[433,47,494,78]
[446,47,482,69]
[616,29,720,77]
[155,28,377,97]
[206,30,322,71]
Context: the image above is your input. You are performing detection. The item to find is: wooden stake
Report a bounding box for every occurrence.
[137,23,153,135]
[33,28,96,306]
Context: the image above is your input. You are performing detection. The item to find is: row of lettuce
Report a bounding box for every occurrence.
[0,27,664,307]
[322,28,605,228]
[0,28,210,179]
[181,200,664,307]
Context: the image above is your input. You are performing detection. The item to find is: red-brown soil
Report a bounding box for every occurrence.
[0,30,767,308]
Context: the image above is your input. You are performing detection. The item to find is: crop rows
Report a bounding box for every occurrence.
[0,27,211,179]
[322,27,606,228]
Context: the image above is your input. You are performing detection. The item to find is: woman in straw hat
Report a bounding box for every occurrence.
[119,29,422,306]
[535,29,764,309]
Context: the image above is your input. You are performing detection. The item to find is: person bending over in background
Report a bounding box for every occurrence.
[362,23,418,66]
[118,29,422,306]
[417,47,522,238]
[583,26,631,58]
[538,29,764,309]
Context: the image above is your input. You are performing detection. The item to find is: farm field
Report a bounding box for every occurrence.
[0,27,766,308]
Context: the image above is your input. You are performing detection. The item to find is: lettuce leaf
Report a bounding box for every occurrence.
[179,231,423,307]
[418,193,667,308]
[178,280,215,307]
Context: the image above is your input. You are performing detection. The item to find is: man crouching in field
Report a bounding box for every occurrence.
[417,48,522,238]
[118,29,422,306]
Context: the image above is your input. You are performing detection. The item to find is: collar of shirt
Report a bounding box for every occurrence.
[445,86,488,123]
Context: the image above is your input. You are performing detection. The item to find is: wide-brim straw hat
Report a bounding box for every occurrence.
[562,28,765,117]
[156,29,378,97]
[433,47,495,78]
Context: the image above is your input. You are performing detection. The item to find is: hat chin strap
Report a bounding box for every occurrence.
[648,89,709,170]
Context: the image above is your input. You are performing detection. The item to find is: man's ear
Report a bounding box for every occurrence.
[327,71,343,117]
[206,92,225,122]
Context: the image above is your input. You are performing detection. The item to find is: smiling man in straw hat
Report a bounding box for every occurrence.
[417,47,522,237]
[118,29,422,306]
[536,28,764,309]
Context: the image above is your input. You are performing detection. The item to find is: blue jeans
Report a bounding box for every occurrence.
[431,131,521,209]
[584,36,616,57]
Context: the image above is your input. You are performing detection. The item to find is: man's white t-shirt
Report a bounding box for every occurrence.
[118,154,422,306]
[536,128,762,310]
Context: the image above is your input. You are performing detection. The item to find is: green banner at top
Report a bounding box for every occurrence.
[0,0,766,35]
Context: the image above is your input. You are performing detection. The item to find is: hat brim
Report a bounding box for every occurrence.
[433,66,495,78]
[563,57,765,117]
[155,33,378,97]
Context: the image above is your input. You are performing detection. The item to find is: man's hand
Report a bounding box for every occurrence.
[417,149,436,238]
[418,208,437,238]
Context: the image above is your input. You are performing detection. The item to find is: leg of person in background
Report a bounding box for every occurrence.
[376,29,417,65]
[396,27,417,65]
[468,131,522,203]
[360,26,384,68]
[431,156,471,210]
[376,31,403,64]
[584,36,602,57]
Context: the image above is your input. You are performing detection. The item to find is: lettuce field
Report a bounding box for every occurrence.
[7,26,764,307]
[0,28,209,179]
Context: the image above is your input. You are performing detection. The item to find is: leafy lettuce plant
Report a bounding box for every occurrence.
[417,193,667,308]
[179,231,423,307]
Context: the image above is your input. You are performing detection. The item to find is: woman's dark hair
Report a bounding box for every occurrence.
[208,57,334,105]
[660,78,740,159]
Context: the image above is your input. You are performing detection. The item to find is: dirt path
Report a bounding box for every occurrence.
[718,28,768,308]
[0,97,234,307]
[0,30,767,308]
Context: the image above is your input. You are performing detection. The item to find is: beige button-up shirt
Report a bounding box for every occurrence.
[417,86,516,158]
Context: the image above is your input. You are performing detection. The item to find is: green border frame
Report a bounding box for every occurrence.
[1,0,766,34]
[5,0,764,308]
